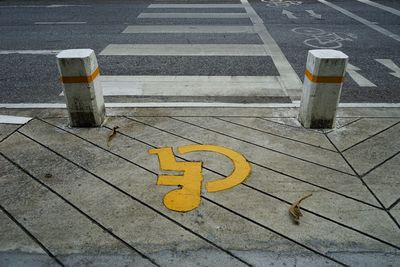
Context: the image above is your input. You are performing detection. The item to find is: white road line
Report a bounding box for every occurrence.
[95,76,286,97]
[123,25,255,34]
[0,50,61,55]
[0,115,32,124]
[356,0,400,17]
[240,0,302,95]
[137,13,248,19]
[319,0,400,42]
[148,4,244,8]
[34,22,87,25]
[100,44,270,56]
[0,5,90,8]
[46,5,91,8]
[376,59,400,78]
[292,101,400,108]
[306,10,322,19]
[2,103,400,109]
[282,10,298,19]
[100,76,279,82]
[346,63,377,87]
[0,5,42,8]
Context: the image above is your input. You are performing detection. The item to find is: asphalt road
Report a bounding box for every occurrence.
[0,0,399,103]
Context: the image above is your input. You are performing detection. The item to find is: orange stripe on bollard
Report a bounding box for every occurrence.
[61,67,100,83]
[305,69,344,84]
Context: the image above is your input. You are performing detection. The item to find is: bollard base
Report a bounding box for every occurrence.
[69,110,106,128]
[299,117,334,129]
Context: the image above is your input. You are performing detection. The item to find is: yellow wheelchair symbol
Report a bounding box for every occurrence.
[149,144,251,212]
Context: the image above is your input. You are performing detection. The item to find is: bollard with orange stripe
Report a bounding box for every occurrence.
[299,49,348,129]
[57,49,105,127]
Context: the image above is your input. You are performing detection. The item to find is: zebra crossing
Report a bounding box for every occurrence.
[98,0,303,100]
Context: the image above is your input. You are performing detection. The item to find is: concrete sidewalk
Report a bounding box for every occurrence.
[0,106,399,267]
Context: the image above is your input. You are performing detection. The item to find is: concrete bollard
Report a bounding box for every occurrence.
[56,49,105,127]
[299,49,348,129]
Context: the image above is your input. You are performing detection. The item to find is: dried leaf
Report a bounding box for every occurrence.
[289,193,312,224]
[107,126,119,147]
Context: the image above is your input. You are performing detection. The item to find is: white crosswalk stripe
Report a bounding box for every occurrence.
[148,4,244,9]
[97,0,303,101]
[100,44,270,56]
[122,25,256,34]
[137,13,248,19]
[59,76,287,97]
[100,76,287,97]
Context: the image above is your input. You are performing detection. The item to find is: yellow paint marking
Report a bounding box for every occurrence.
[149,145,252,212]
[178,144,251,193]
[61,67,100,84]
[305,69,344,84]
[149,147,202,212]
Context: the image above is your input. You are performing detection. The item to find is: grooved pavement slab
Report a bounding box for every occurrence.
[0,107,399,266]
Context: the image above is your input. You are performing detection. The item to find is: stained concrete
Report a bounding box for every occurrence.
[343,123,400,176]
[327,118,400,152]
[363,153,400,208]
[0,210,57,267]
[391,204,400,225]
[0,124,19,141]
[218,117,335,150]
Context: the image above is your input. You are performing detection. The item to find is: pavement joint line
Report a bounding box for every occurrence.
[324,133,400,230]
[356,0,400,17]
[248,160,383,210]
[202,195,350,266]
[389,197,400,210]
[341,121,400,153]
[360,149,400,180]
[323,118,363,134]
[2,103,400,109]
[1,137,161,267]
[259,117,303,130]
[260,117,365,135]
[318,0,400,42]
[124,117,383,210]
[240,182,400,250]
[215,117,337,152]
[0,123,25,144]
[37,118,253,267]
[36,118,158,177]
[169,117,357,176]
[0,193,64,266]
[104,121,388,261]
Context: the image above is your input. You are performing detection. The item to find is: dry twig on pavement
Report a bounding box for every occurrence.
[107,126,119,147]
[289,193,312,224]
